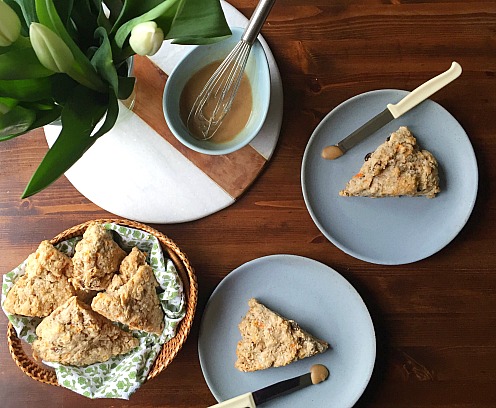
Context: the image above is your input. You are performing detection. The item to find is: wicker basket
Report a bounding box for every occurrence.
[6,218,198,386]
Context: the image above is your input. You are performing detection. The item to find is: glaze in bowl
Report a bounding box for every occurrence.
[163,27,271,155]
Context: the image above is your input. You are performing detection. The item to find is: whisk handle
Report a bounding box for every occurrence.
[242,0,277,45]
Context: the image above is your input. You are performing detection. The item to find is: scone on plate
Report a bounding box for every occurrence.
[3,241,75,317]
[339,126,440,198]
[32,296,139,366]
[235,298,329,372]
[71,223,126,291]
[91,250,164,335]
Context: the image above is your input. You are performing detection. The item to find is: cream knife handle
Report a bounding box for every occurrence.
[386,61,462,119]
[208,392,256,408]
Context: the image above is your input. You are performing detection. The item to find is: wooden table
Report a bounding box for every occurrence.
[1,1,495,406]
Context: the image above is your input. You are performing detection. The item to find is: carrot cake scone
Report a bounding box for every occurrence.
[235,298,329,372]
[339,126,440,198]
[107,246,147,291]
[3,241,75,317]
[71,223,126,291]
[91,250,164,335]
[32,296,139,366]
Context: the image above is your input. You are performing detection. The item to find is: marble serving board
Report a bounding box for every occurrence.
[44,1,283,224]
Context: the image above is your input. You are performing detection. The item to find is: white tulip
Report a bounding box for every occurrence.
[0,1,21,46]
[29,23,74,73]
[129,21,164,56]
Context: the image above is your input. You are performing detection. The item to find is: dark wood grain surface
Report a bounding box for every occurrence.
[1,1,495,407]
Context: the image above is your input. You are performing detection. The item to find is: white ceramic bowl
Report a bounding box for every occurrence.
[163,27,271,155]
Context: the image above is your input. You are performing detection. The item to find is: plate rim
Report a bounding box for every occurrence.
[301,89,479,265]
[198,253,377,407]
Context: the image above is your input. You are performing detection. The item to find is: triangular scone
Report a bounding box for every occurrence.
[33,296,139,366]
[30,240,74,277]
[339,126,440,198]
[235,298,329,372]
[91,264,164,335]
[3,241,75,317]
[107,247,147,292]
[71,223,126,291]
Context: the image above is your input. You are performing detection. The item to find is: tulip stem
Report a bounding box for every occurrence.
[113,45,135,68]
[12,36,32,49]
[67,64,107,92]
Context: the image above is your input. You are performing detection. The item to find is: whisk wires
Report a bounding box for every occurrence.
[187,41,251,140]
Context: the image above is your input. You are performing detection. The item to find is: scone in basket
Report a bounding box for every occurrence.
[6,219,198,387]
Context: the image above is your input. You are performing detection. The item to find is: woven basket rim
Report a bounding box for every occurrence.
[6,218,198,387]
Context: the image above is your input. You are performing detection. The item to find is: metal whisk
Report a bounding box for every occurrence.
[187,0,276,140]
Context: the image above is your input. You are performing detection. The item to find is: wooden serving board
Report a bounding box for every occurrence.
[44,2,283,223]
[133,56,268,200]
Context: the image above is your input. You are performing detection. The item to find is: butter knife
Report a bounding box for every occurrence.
[208,364,329,407]
[321,61,462,160]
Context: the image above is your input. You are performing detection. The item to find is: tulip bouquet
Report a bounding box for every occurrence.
[0,0,230,197]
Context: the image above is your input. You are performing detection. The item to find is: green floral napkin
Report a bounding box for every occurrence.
[1,222,185,399]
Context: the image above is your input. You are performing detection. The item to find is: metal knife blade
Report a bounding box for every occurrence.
[252,372,313,406]
[321,61,462,160]
[335,108,393,155]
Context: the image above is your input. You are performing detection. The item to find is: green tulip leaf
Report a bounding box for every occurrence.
[96,2,112,33]
[0,77,54,101]
[8,0,37,35]
[70,0,99,50]
[0,106,36,140]
[0,47,54,79]
[22,85,108,198]
[29,104,62,127]
[103,0,123,25]
[152,8,178,40]
[112,0,169,32]
[92,27,118,95]
[0,43,17,57]
[166,0,231,43]
[0,36,32,56]
[91,87,119,139]
[117,75,135,100]
[22,99,56,110]
[0,97,18,111]
[171,34,230,45]
[50,73,78,105]
[0,104,61,142]
[52,0,74,27]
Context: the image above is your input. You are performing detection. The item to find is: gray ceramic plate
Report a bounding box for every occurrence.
[198,254,376,408]
[301,89,478,265]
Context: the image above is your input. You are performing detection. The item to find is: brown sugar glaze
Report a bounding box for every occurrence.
[179,60,253,143]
